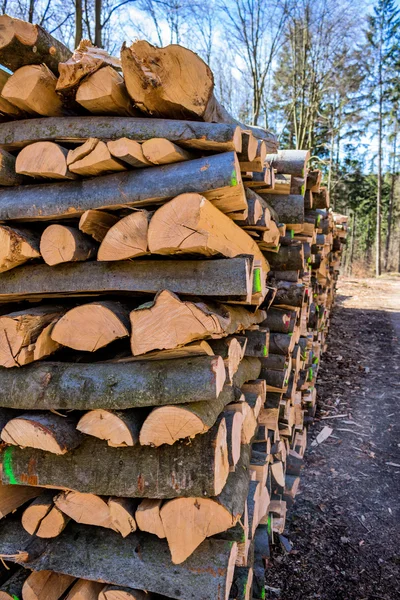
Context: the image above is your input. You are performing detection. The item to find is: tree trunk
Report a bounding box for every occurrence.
[95,0,102,47]
[0,257,254,304]
[0,355,225,411]
[0,152,245,221]
[384,120,397,271]
[2,420,229,498]
[75,0,83,48]
[0,117,242,154]
[376,44,383,277]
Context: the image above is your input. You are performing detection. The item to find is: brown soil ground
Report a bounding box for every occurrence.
[266,276,400,600]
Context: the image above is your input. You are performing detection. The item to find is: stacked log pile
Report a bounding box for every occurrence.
[0,14,348,600]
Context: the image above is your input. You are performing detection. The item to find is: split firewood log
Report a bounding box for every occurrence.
[160,445,250,563]
[138,384,238,447]
[1,412,82,455]
[57,40,121,94]
[239,139,266,173]
[0,305,65,368]
[0,355,226,410]
[54,492,138,538]
[22,570,76,600]
[40,225,97,266]
[68,140,127,177]
[75,66,136,116]
[51,301,130,352]
[0,484,43,519]
[237,132,258,164]
[0,567,30,600]
[135,499,165,539]
[97,210,151,261]
[65,580,105,600]
[67,138,99,165]
[1,65,64,117]
[78,210,119,242]
[0,148,26,185]
[142,138,195,165]
[147,193,269,271]
[16,142,75,180]
[0,67,26,119]
[77,409,147,447]
[0,14,72,73]
[22,492,69,538]
[208,336,245,383]
[107,138,152,167]
[129,290,230,355]
[3,420,229,498]
[0,225,40,273]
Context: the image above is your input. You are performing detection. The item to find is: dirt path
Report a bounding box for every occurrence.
[266,276,400,600]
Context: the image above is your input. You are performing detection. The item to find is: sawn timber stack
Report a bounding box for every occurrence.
[0,13,348,600]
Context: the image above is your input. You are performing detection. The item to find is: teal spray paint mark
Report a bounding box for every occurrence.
[230,169,238,186]
[253,268,262,293]
[3,446,17,484]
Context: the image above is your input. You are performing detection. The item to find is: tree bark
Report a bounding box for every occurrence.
[0,257,254,304]
[259,194,304,225]
[2,420,229,498]
[0,152,245,220]
[0,355,225,410]
[0,15,72,74]
[0,117,242,154]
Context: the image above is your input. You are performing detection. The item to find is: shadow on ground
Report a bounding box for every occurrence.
[266,279,400,600]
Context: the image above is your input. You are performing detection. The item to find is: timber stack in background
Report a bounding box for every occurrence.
[0,14,348,600]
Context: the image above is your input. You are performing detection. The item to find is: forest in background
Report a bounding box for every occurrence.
[3,0,400,276]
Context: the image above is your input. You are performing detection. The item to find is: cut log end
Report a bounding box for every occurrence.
[139,406,207,446]
[40,225,97,266]
[77,410,137,447]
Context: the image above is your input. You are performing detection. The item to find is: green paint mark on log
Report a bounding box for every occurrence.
[3,446,17,484]
[313,357,319,365]
[13,595,20,600]
[263,346,268,357]
[253,268,262,293]
[231,169,238,186]
[267,514,272,535]
[290,229,294,239]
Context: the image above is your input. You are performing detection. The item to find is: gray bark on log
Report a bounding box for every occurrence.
[0,152,243,221]
[272,282,305,309]
[259,194,304,225]
[0,117,241,153]
[264,245,304,271]
[1,421,228,498]
[0,355,224,410]
[15,523,237,600]
[0,258,253,304]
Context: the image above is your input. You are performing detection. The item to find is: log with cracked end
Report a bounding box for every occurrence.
[79,209,119,242]
[0,305,65,368]
[1,412,83,455]
[129,290,230,356]
[22,570,76,600]
[75,65,137,116]
[141,137,195,165]
[51,301,131,352]
[107,138,152,168]
[0,14,72,74]
[1,64,64,117]
[0,225,41,273]
[135,499,165,538]
[57,39,121,93]
[97,210,151,261]
[147,193,269,271]
[138,384,239,447]
[160,445,250,564]
[76,408,148,447]
[16,141,76,180]
[22,492,69,539]
[0,67,26,119]
[40,225,97,266]
[68,140,127,177]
